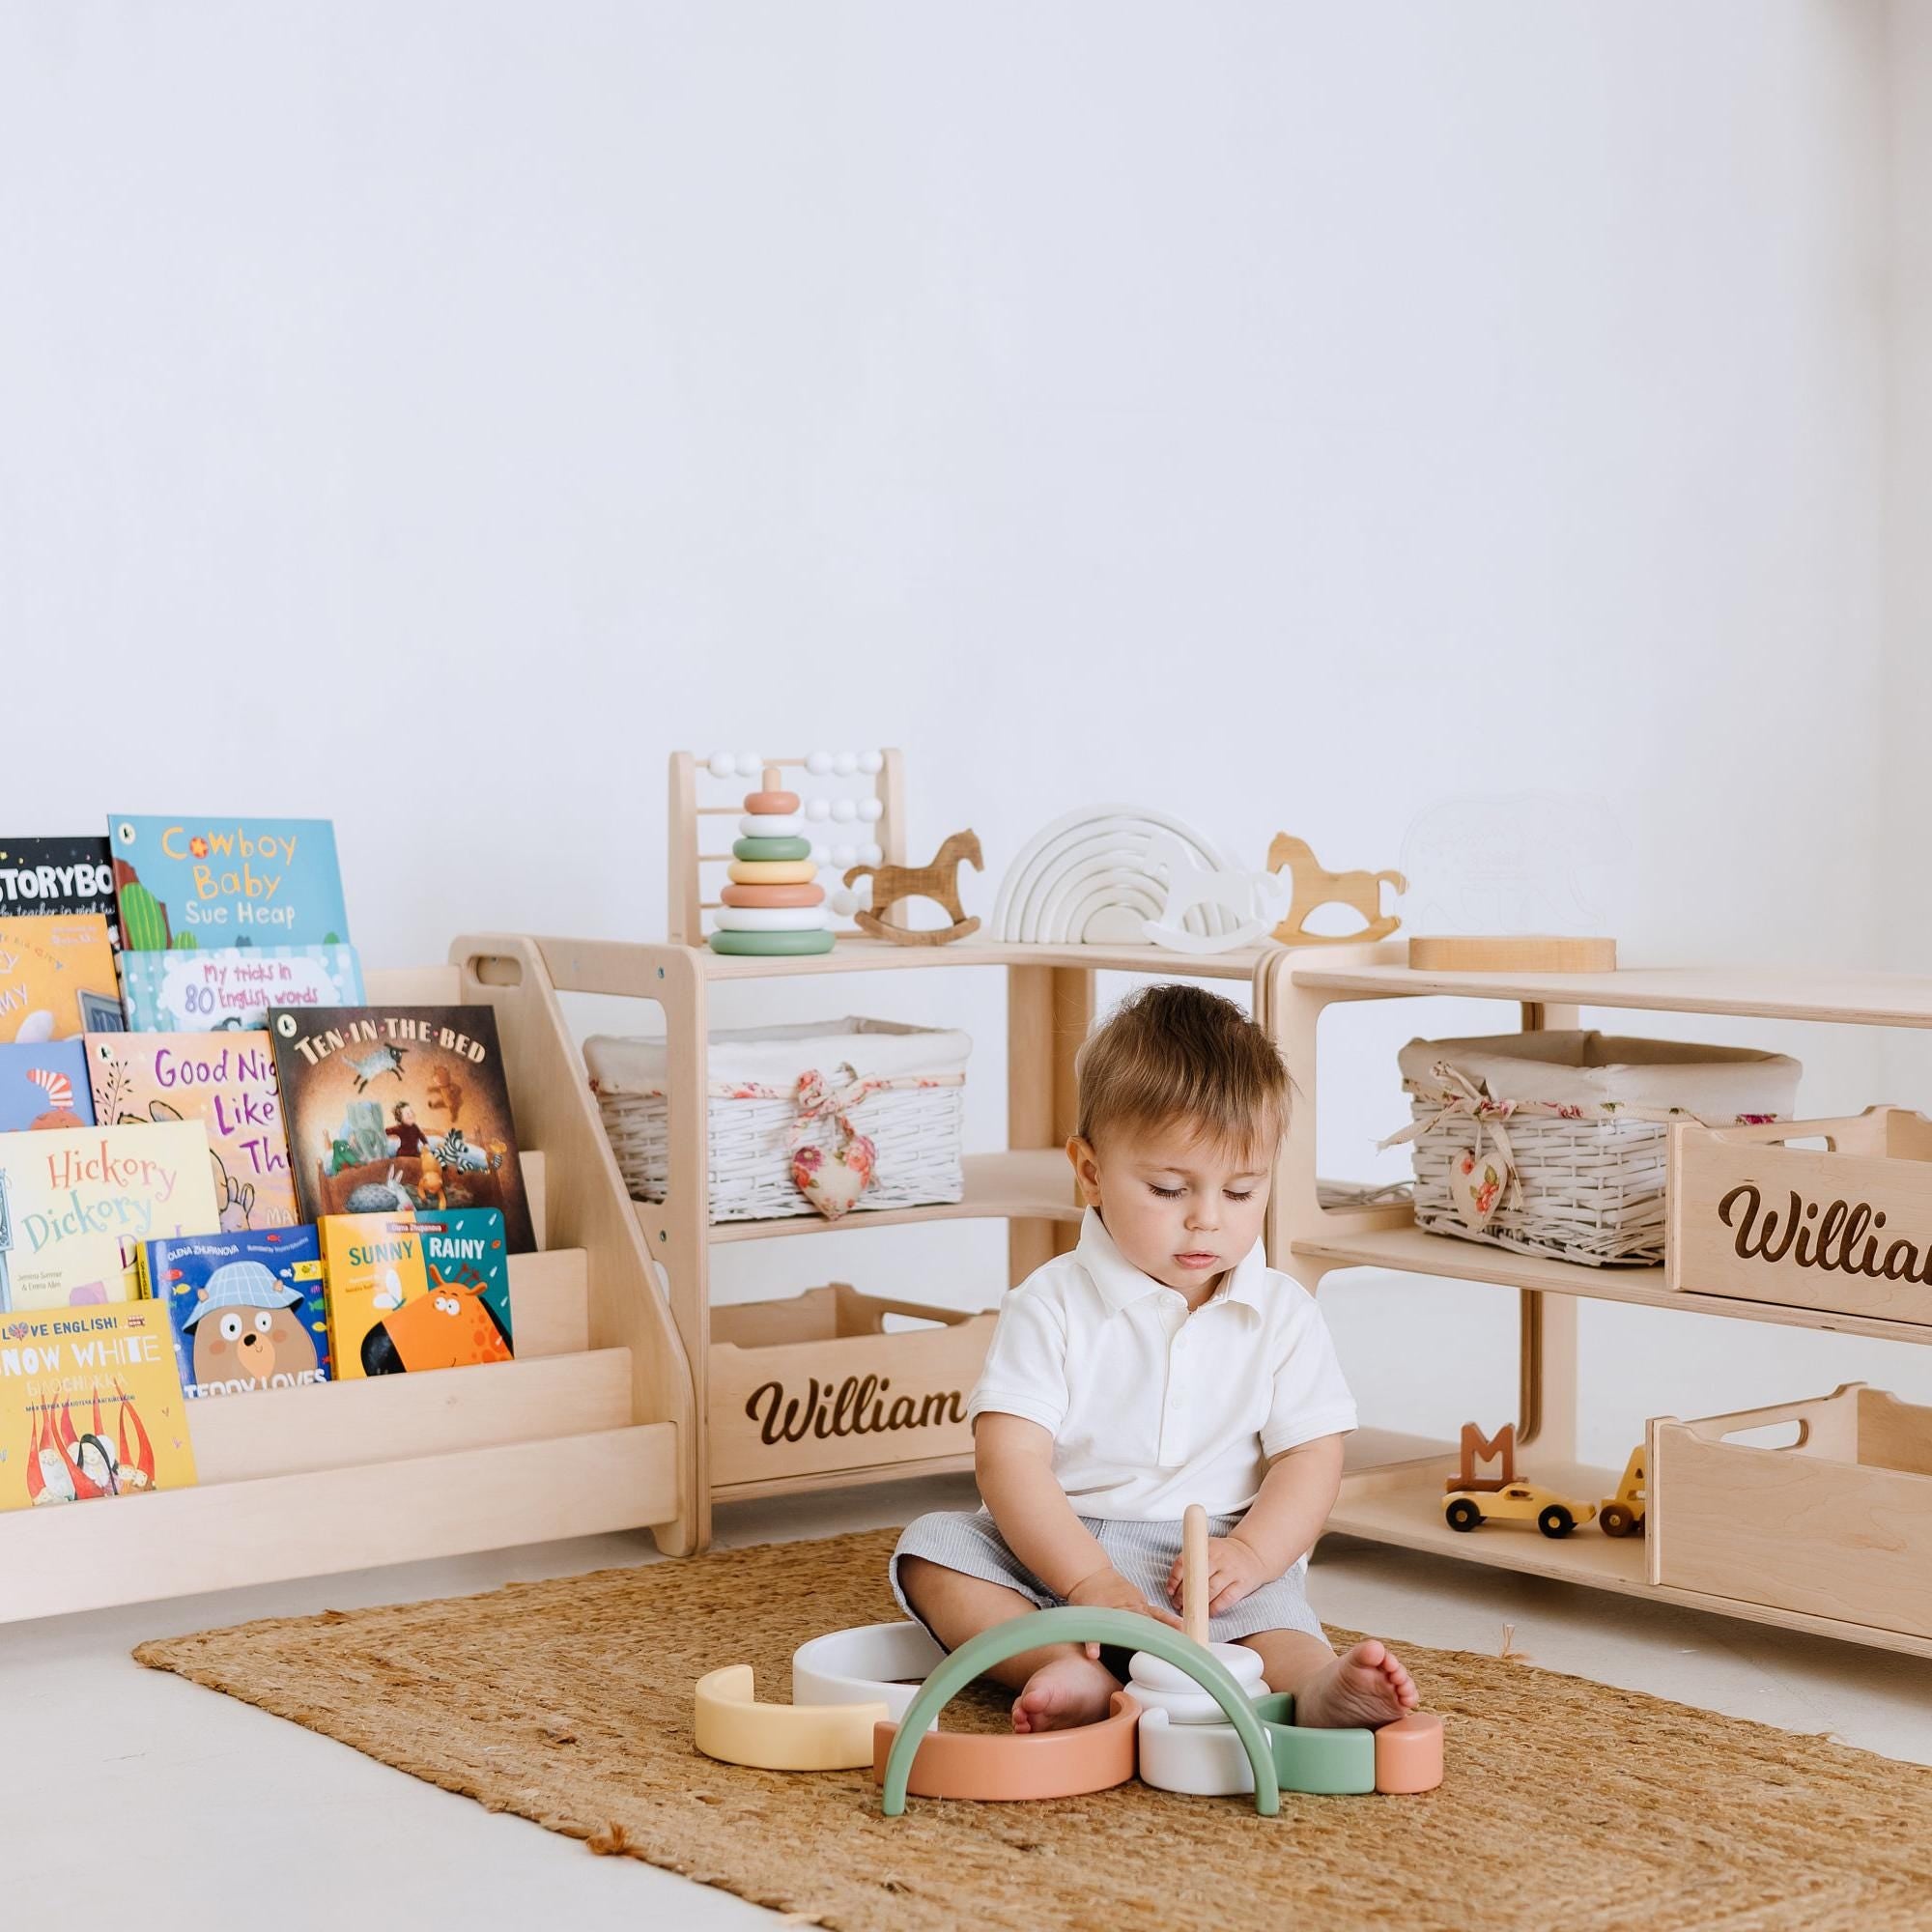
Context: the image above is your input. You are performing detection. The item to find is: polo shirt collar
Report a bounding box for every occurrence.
[1078,1208,1268,1315]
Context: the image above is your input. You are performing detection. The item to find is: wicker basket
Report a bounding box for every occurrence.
[584,1017,970,1223]
[1390,1031,1801,1267]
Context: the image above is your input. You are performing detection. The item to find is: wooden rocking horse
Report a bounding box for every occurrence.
[843,830,983,946]
[1265,834,1407,946]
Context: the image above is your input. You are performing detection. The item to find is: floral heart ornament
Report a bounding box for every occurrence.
[789,1067,879,1221]
[1448,1130,1512,1231]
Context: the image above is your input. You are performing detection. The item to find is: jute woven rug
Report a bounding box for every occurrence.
[137,1528,1932,1932]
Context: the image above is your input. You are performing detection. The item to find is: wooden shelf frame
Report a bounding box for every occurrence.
[1265,942,1932,1654]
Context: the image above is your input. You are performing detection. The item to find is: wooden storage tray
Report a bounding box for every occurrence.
[1649,1382,1932,1639]
[708,1283,994,1493]
[1669,1107,1932,1322]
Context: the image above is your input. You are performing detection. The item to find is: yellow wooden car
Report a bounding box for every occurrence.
[1442,1481,1599,1539]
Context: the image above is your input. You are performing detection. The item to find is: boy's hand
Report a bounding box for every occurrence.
[1166,1533,1271,1618]
[1065,1565,1185,1655]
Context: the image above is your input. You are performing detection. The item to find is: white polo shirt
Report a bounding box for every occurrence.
[966,1208,1357,1520]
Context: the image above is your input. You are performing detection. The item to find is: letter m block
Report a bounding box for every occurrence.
[1448,1421,1517,1494]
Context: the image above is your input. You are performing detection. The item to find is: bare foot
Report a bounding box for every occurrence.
[1011,1653,1121,1734]
[1293,1639,1419,1731]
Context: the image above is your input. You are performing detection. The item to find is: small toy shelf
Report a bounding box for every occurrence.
[1271,942,1932,1659]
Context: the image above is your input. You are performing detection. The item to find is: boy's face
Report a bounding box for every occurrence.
[1067,1119,1273,1295]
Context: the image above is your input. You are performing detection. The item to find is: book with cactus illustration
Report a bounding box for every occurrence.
[108,814,351,950]
[0,1121,222,1313]
[0,1300,196,1512]
[0,837,120,936]
[318,1207,512,1379]
[119,943,363,1033]
[0,1040,96,1132]
[0,914,123,1044]
[86,1032,298,1229]
[139,1225,329,1400]
[271,1006,536,1252]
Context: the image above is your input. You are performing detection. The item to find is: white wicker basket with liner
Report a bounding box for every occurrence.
[1387,1031,1801,1267]
[584,1017,970,1224]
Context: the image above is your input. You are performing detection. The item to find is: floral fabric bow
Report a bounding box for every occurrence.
[788,1066,880,1220]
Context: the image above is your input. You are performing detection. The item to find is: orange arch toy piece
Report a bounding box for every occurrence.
[871,1692,1141,1801]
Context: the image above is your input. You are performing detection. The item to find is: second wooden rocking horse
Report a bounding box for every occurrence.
[843,830,983,946]
[1265,834,1407,946]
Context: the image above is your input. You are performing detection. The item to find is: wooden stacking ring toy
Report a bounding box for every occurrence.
[726,859,818,886]
[790,1621,945,1725]
[1139,1693,1439,1798]
[694,1664,886,1771]
[733,836,813,863]
[721,882,825,909]
[875,1606,1279,1816]
[743,788,800,815]
[1128,1503,1269,1720]
[708,929,837,956]
[873,1691,1142,1803]
[714,905,832,932]
[739,810,806,838]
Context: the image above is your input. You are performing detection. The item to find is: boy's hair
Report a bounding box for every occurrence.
[1074,983,1288,1161]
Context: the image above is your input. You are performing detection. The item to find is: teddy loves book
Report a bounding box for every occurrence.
[86,1031,298,1229]
[0,1301,195,1511]
[272,1006,536,1252]
[139,1226,329,1400]
[108,815,350,949]
[318,1208,512,1379]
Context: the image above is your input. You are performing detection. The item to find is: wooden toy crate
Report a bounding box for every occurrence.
[1648,1383,1932,1640]
[708,1284,993,1492]
[1669,1107,1932,1322]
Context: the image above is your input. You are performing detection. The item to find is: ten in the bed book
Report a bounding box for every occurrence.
[271,1006,536,1252]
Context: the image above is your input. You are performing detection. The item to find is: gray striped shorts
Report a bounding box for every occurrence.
[891,1507,1327,1648]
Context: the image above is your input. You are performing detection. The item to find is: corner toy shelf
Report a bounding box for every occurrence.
[0,945,692,1625]
[1268,944,1932,1661]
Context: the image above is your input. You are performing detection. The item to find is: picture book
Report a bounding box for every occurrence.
[0,1041,95,1132]
[120,943,364,1033]
[139,1226,329,1400]
[0,1301,195,1511]
[86,1032,298,1229]
[108,814,351,949]
[272,1006,536,1252]
[0,837,119,933]
[0,1122,221,1313]
[318,1208,512,1379]
[0,914,123,1043]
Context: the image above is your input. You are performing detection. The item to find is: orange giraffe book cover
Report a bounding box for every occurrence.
[319,1208,512,1379]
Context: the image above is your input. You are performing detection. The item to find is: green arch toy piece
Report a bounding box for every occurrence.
[877,1607,1281,1818]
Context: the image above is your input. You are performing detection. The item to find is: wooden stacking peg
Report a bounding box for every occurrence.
[1183,1502,1210,1646]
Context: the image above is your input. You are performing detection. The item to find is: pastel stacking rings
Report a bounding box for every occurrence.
[734,836,812,863]
[727,860,818,886]
[708,929,837,956]
[721,883,824,909]
[791,1623,945,1725]
[872,1693,1142,1802]
[714,906,830,933]
[743,789,800,815]
[1136,1697,1443,1798]
[739,811,805,838]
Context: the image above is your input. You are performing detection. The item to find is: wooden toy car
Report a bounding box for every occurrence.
[1442,1481,1599,1538]
[1598,1446,1647,1537]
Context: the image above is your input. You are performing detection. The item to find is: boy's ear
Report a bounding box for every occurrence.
[1065,1136,1103,1207]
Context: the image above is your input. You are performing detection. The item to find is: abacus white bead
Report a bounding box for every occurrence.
[805,797,832,821]
[806,751,834,776]
[863,841,883,865]
[830,889,860,917]
[832,843,856,866]
[735,751,761,777]
[858,798,884,822]
[707,753,736,779]
[833,751,857,777]
[831,797,857,824]
[810,843,830,866]
[858,750,883,775]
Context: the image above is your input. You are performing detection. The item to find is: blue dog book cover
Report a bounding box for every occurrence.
[139,1226,330,1400]
[108,815,351,950]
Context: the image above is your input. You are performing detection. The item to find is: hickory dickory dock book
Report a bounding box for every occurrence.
[0,1122,221,1313]
[108,814,350,949]
[140,1226,329,1401]
[0,1301,195,1512]
[86,1031,298,1229]
[319,1207,512,1379]
[271,1006,536,1253]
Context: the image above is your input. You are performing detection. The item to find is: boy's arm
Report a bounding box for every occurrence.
[1163,1433,1345,1616]
[976,1413,1184,1628]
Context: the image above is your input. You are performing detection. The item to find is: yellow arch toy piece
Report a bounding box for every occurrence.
[693,1664,888,1771]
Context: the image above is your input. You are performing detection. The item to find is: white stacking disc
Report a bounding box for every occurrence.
[790,1621,943,1728]
[1138,1708,1269,1797]
[1127,1640,1267,1726]
[739,810,805,838]
[713,906,831,932]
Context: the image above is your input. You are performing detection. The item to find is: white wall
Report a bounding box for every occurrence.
[0,3,1913,1462]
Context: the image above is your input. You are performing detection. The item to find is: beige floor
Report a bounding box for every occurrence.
[11,1473,1932,1930]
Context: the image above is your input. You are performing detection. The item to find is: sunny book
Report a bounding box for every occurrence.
[0,1300,196,1512]
[140,1227,329,1401]
[108,814,351,949]
[86,1031,298,1229]
[318,1208,512,1379]
[0,1122,221,1313]
[0,914,123,1042]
